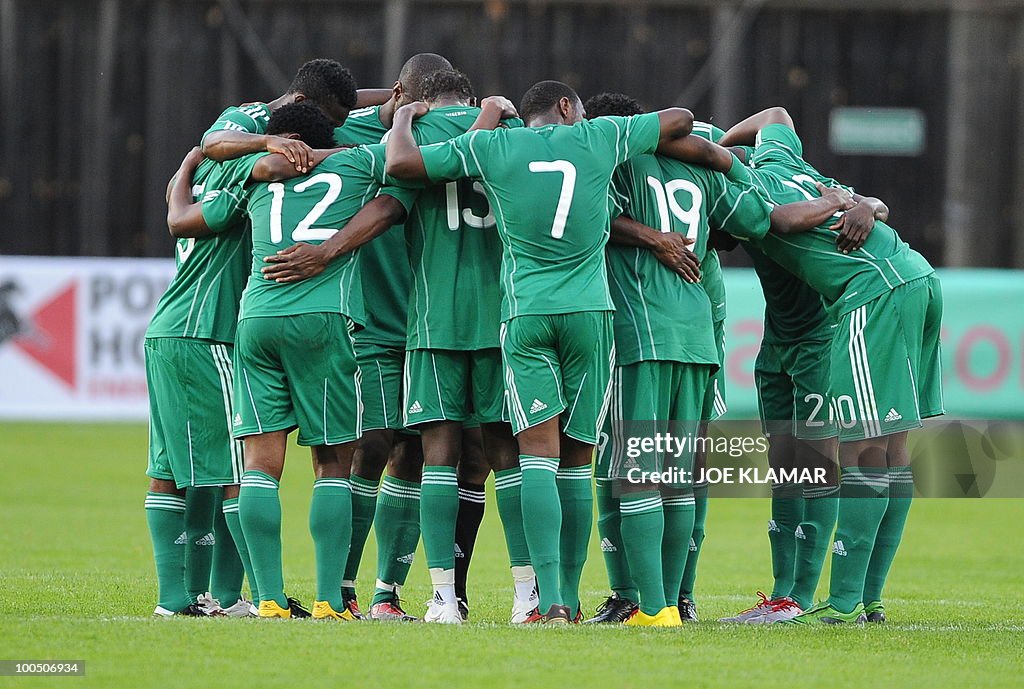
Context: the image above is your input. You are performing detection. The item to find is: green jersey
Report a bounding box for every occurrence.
[200,102,271,147]
[333,105,411,347]
[405,106,522,350]
[691,122,728,324]
[746,124,934,319]
[418,113,662,321]
[147,104,271,343]
[236,144,417,322]
[607,152,771,366]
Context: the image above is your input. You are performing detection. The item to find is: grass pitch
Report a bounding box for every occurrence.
[2,422,1022,689]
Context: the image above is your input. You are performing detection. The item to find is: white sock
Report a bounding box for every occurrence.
[511,565,537,601]
[429,568,457,605]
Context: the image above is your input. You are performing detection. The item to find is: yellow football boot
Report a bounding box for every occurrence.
[258,599,293,618]
[312,601,357,621]
[624,605,683,628]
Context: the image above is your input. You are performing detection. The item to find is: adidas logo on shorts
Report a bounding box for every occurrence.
[195,533,216,547]
[174,531,188,545]
[454,544,465,559]
[689,537,697,552]
[409,400,423,414]
[832,539,848,557]
[397,553,415,565]
[530,399,548,414]
[233,413,242,426]
[600,538,617,553]
[795,525,806,540]
[767,519,781,533]
[884,408,903,423]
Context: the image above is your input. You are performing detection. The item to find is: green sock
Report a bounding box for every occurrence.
[144,492,190,612]
[679,482,708,600]
[420,466,459,571]
[827,467,889,613]
[494,468,531,567]
[309,478,352,610]
[619,491,666,615]
[661,493,695,606]
[863,466,913,605]
[345,475,380,593]
[183,486,218,602]
[787,485,838,609]
[769,482,804,599]
[373,476,421,605]
[238,471,287,608]
[222,497,259,602]
[556,465,593,617]
[210,497,244,605]
[520,455,563,611]
[596,479,637,601]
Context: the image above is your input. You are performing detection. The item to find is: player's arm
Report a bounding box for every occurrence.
[384,102,431,180]
[469,96,520,132]
[249,148,344,182]
[654,108,695,146]
[769,187,856,235]
[260,195,408,283]
[166,147,214,239]
[610,214,701,282]
[356,89,394,108]
[202,131,315,173]
[718,107,794,146]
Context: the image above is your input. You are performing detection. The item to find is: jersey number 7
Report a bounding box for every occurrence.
[528,160,577,239]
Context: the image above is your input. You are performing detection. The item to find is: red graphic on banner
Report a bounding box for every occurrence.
[13,283,77,388]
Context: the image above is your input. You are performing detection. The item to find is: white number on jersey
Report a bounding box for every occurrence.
[646,176,703,242]
[528,160,577,239]
[268,173,343,244]
[444,181,496,230]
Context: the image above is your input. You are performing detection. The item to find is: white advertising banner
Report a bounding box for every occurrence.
[0,256,175,420]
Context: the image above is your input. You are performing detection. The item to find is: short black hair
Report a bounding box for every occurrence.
[584,92,644,118]
[519,80,580,123]
[419,69,474,103]
[266,102,336,150]
[398,53,453,100]
[289,58,358,110]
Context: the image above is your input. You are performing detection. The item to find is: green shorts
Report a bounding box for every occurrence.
[597,360,712,483]
[830,275,943,442]
[701,319,727,422]
[357,342,405,432]
[402,348,506,427]
[145,337,243,489]
[755,337,838,440]
[501,311,615,445]
[233,313,361,446]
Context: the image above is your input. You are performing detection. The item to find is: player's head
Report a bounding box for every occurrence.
[419,69,475,106]
[395,53,453,105]
[266,102,337,150]
[519,80,584,127]
[287,58,358,127]
[584,92,644,118]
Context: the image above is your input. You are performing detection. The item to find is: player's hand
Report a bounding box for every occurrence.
[831,201,877,254]
[653,233,701,283]
[266,136,314,173]
[180,146,205,171]
[815,182,855,210]
[261,242,329,283]
[481,96,519,120]
[396,101,429,120]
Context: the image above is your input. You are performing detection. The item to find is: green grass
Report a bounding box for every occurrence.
[1,423,1022,689]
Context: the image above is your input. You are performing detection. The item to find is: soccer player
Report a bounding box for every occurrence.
[222,105,416,620]
[385,80,752,622]
[327,52,452,622]
[143,60,365,617]
[720,107,942,625]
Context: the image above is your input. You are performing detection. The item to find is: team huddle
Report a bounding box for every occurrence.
[144,53,943,627]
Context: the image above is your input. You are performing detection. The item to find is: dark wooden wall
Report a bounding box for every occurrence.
[1,0,1021,267]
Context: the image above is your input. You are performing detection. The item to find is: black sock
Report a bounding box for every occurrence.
[453,481,486,604]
